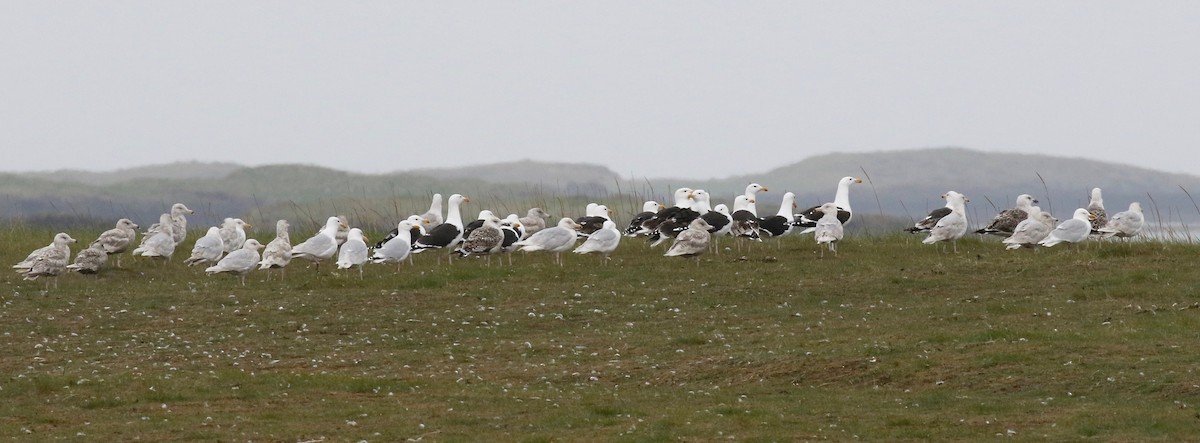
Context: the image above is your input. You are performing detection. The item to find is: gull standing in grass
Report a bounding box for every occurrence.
[205,239,264,286]
[91,218,138,267]
[219,218,250,252]
[624,201,662,237]
[258,220,293,281]
[976,194,1039,236]
[412,193,470,263]
[498,215,524,266]
[419,193,444,230]
[1003,210,1057,250]
[794,177,861,233]
[729,195,762,244]
[185,227,225,267]
[514,217,581,266]
[813,203,844,257]
[166,203,194,246]
[67,240,109,275]
[455,214,505,266]
[133,213,177,264]
[335,215,351,247]
[665,218,712,265]
[336,228,369,279]
[905,191,966,234]
[1040,208,1097,248]
[1097,202,1144,240]
[14,232,76,289]
[519,207,551,238]
[574,219,621,264]
[291,216,346,270]
[759,191,798,238]
[1087,188,1106,232]
[923,191,969,253]
[374,214,433,249]
[371,220,417,270]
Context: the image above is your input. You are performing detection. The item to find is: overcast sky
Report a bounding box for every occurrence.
[2,1,1198,179]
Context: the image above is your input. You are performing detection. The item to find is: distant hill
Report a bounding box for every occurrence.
[5,148,1200,231]
[406,160,621,195]
[17,161,245,186]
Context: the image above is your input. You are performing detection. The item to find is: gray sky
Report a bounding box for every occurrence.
[2,1,1198,179]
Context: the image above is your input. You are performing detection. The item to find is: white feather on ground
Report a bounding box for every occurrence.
[206,239,264,286]
[1098,202,1144,239]
[1040,208,1096,247]
[185,227,225,266]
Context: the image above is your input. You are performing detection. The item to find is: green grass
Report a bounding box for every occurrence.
[3,229,1200,441]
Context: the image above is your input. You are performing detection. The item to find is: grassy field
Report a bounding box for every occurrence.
[2,226,1200,441]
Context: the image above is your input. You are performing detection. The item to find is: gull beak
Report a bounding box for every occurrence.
[423,218,431,224]
[761,187,769,192]
[607,208,615,216]
[1033,199,1040,204]
[463,196,471,203]
[792,202,798,209]
[514,223,522,228]
[573,223,583,230]
[340,223,348,229]
[244,223,253,228]
[1088,213,1097,220]
[363,234,369,242]
[687,194,695,199]
[749,199,756,204]
[854,178,863,184]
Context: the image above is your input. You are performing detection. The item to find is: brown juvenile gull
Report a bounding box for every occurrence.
[92,218,139,267]
[258,220,293,281]
[976,194,1039,236]
[67,240,109,275]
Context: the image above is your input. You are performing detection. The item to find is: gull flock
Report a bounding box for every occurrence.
[13,178,1147,288]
